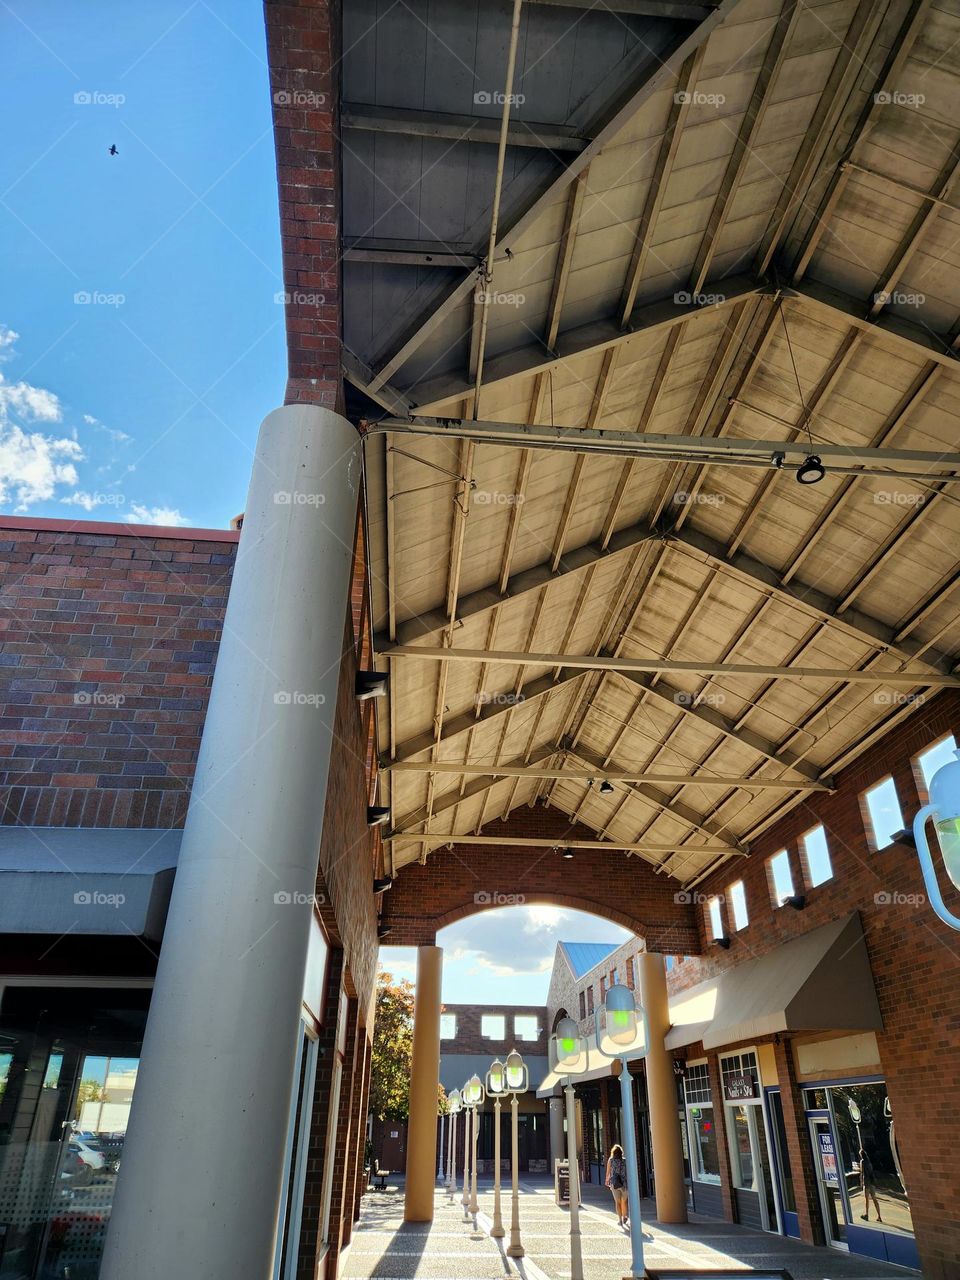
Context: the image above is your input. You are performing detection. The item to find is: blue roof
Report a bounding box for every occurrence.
[560,941,619,979]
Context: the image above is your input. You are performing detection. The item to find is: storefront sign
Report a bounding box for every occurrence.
[723,1073,757,1101]
[818,1132,839,1185]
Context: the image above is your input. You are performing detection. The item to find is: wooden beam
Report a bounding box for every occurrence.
[366,0,742,392]
[381,644,960,686]
[341,102,588,151]
[384,760,830,790]
[689,0,802,296]
[385,834,743,854]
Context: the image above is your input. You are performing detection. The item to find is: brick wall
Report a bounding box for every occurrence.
[439,1003,548,1055]
[668,690,960,1278]
[382,810,700,952]
[0,517,237,831]
[264,0,342,410]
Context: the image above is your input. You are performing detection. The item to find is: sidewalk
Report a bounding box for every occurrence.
[343,1178,919,1279]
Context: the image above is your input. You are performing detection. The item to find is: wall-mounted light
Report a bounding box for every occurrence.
[561,847,575,860]
[367,805,390,827]
[356,670,389,701]
[598,780,615,796]
[377,923,393,940]
[713,935,731,950]
[785,894,806,911]
[373,876,394,894]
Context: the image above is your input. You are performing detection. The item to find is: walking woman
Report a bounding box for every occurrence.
[605,1144,629,1227]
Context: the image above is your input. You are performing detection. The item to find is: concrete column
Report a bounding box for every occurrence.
[549,1096,565,1170]
[100,405,360,1280]
[638,953,687,1224]
[404,945,443,1221]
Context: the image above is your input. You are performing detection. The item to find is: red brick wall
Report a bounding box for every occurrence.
[0,517,237,831]
[670,690,960,1278]
[382,810,700,953]
[264,0,342,410]
[439,1003,548,1055]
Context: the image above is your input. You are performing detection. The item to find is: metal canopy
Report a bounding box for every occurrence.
[341,0,960,885]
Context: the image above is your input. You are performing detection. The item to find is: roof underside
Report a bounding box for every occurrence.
[343,0,960,886]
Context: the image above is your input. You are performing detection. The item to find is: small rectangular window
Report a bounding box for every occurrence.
[586,986,594,1014]
[707,896,724,939]
[665,955,675,972]
[768,850,795,907]
[728,880,748,930]
[625,956,634,987]
[863,776,903,850]
[578,991,586,1020]
[439,1014,457,1040]
[801,825,833,887]
[514,1015,538,1042]
[915,734,957,800]
[481,1014,505,1039]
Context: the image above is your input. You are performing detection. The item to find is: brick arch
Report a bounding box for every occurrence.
[381,814,700,954]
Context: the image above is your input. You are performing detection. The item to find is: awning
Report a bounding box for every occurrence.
[0,827,181,940]
[666,913,882,1051]
[537,915,883,1087]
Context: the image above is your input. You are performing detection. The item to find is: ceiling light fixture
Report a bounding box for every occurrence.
[778,301,827,487]
[561,847,575,860]
[599,780,615,796]
[796,455,825,485]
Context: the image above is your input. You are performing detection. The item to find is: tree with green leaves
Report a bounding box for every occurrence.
[369,970,447,1121]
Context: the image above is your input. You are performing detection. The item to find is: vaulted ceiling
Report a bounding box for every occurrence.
[344,0,960,885]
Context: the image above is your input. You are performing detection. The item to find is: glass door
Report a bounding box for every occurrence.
[765,1089,799,1238]
[808,1114,847,1248]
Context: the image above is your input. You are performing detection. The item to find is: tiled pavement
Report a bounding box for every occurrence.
[342,1178,920,1280]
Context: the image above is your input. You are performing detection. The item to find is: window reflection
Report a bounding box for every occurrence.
[830,1084,913,1237]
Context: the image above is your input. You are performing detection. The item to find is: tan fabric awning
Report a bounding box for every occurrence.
[666,913,882,1051]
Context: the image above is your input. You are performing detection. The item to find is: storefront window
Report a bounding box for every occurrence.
[767,1091,796,1214]
[684,1064,720,1184]
[0,984,150,1280]
[829,1083,913,1238]
[729,1105,754,1188]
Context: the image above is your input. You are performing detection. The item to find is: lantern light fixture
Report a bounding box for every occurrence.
[913,749,960,930]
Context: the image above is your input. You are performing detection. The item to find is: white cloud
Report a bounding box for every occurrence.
[0,326,20,360]
[126,503,190,527]
[0,375,62,423]
[0,424,82,511]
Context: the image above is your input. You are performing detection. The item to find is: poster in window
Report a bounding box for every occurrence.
[818,1131,839,1185]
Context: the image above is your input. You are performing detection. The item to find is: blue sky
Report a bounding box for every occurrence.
[382,906,631,1004]
[0,1,286,528]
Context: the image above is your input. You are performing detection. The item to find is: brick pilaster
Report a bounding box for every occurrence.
[706,1053,736,1223]
[773,1037,823,1246]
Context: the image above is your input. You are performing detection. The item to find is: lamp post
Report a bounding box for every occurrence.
[913,750,960,930]
[595,983,650,1279]
[461,1081,472,1220]
[438,1105,446,1184]
[464,1074,486,1221]
[503,1049,528,1258]
[549,1017,587,1280]
[446,1090,461,1199]
[486,1059,507,1237]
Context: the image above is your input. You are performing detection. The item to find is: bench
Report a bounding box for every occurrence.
[371,1162,390,1190]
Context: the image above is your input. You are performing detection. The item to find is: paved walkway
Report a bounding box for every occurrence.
[343,1178,919,1280]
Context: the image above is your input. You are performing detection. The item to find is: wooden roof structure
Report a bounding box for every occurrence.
[343,0,960,886]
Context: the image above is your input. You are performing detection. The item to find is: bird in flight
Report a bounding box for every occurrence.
[109,144,118,156]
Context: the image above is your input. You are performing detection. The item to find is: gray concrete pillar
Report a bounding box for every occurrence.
[100,404,360,1279]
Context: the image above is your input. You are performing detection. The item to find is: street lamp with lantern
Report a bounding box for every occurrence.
[913,750,960,930]
[446,1089,462,1199]
[460,1080,472,1219]
[485,1058,507,1238]
[595,983,650,1279]
[464,1073,486,1221]
[503,1049,528,1257]
[548,1019,587,1280]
